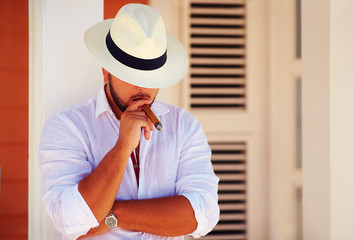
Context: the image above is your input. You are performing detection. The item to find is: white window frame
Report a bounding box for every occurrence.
[268,0,302,239]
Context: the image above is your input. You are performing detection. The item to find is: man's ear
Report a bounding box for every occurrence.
[102,68,109,83]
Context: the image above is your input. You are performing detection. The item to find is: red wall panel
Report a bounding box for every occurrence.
[0,0,28,239]
[104,0,149,19]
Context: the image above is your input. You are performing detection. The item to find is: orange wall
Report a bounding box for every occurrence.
[0,0,28,239]
[104,0,149,19]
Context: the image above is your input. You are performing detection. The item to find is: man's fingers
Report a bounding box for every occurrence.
[139,116,154,140]
[122,111,155,141]
[119,100,155,143]
[144,129,151,140]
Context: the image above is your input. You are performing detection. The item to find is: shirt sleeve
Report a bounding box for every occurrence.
[175,111,220,238]
[39,114,99,239]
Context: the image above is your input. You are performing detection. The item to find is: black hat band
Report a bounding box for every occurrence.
[106,31,167,71]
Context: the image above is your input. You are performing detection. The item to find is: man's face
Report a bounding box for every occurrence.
[108,73,159,112]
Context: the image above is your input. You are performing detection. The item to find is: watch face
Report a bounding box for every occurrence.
[105,214,118,228]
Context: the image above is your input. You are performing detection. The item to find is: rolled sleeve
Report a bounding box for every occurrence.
[180,178,219,238]
[39,114,99,238]
[175,112,220,238]
[61,184,99,235]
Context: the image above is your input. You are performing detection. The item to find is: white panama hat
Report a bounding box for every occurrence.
[84,3,189,88]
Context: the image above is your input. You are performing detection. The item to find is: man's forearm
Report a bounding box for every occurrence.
[78,145,131,222]
[113,195,197,236]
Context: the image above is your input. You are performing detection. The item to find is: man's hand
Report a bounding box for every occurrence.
[116,100,155,152]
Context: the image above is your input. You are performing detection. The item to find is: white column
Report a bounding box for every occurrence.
[43,0,104,117]
[29,0,103,239]
[302,0,353,239]
[330,0,353,238]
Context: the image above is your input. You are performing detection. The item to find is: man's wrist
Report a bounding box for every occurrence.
[110,143,133,161]
[114,141,135,155]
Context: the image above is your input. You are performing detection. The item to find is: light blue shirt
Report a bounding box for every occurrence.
[39,86,219,240]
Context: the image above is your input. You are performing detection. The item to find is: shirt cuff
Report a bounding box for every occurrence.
[61,184,99,236]
[182,192,207,239]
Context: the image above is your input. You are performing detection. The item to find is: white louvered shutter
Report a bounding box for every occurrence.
[184,1,248,239]
[189,0,246,110]
[205,142,247,240]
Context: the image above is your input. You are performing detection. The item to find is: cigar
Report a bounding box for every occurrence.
[142,105,162,131]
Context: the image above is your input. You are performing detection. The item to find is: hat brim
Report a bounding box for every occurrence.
[84,19,189,88]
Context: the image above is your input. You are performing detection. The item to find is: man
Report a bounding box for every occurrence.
[39,3,219,240]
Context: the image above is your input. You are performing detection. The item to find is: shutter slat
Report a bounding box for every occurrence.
[191,18,245,26]
[191,68,245,75]
[190,48,245,54]
[212,154,246,161]
[190,48,245,56]
[190,47,245,55]
[213,224,247,231]
[191,0,245,3]
[218,185,246,192]
[220,213,246,220]
[190,8,245,16]
[191,78,245,84]
[211,143,246,150]
[219,194,246,202]
[191,58,245,65]
[191,88,245,94]
[217,173,246,181]
[219,203,246,210]
[191,98,246,105]
[213,164,246,171]
[191,28,245,36]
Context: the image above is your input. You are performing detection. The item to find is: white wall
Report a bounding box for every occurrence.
[330,1,353,237]
[43,0,103,117]
[302,0,353,239]
[29,0,103,238]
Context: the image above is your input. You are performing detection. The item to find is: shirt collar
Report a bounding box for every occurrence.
[150,100,170,117]
[95,84,113,118]
[95,84,170,118]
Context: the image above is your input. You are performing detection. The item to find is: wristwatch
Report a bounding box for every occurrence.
[105,212,118,228]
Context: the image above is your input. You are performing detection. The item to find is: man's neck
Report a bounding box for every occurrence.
[105,83,123,120]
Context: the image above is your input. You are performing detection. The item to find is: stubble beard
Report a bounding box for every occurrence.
[108,74,157,112]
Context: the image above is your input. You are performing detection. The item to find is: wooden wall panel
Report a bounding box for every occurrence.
[0,0,28,239]
[104,0,149,19]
